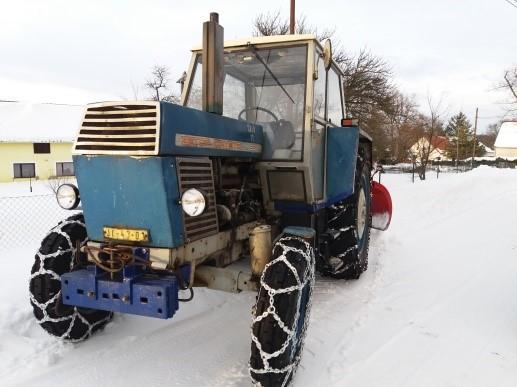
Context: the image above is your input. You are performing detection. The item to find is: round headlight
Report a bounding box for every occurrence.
[56,184,80,210]
[181,188,206,217]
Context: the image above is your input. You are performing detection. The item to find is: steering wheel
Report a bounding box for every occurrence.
[237,106,279,123]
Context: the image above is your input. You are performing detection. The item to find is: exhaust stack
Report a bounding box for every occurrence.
[202,12,224,115]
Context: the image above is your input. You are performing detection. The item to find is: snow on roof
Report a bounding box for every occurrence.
[0,101,84,143]
[479,142,494,153]
[494,121,517,149]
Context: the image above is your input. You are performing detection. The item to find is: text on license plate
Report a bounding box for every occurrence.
[103,227,149,242]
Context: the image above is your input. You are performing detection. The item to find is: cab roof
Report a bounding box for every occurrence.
[191,34,319,52]
[190,34,343,75]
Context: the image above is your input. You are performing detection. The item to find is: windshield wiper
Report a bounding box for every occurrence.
[250,45,294,104]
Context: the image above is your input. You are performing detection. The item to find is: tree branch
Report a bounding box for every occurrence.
[504,70,517,101]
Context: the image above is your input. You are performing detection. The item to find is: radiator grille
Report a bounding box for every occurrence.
[177,157,219,241]
[73,102,160,155]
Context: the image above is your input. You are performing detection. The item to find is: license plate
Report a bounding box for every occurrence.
[103,227,149,242]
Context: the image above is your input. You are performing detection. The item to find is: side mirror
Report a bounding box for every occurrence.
[323,39,332,70]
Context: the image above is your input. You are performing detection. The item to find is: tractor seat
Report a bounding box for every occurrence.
[261,120,296,159]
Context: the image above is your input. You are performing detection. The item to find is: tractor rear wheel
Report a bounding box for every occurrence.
[250,234,315,387]
[322,149,372,279]
[29,213,112,342]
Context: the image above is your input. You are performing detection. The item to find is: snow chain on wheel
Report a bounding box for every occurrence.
[250,234,315,387]
[29,213,112,342]
[321,146,372,279]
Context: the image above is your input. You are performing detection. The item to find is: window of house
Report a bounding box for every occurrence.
[33,143,51,154]
[56,162,74,176]
[13,163,36,178]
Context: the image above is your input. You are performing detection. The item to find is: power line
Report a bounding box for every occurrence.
[504,0,517,10]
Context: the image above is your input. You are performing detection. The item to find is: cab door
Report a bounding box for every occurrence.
[311,50,345,201]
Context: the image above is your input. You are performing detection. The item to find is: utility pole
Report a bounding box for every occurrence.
[290,0,295,34]
[455,127,459,173]
[470,107,478,169]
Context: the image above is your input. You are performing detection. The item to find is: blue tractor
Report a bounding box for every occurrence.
[29,13,392,386]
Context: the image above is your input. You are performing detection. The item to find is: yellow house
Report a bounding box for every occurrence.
[0,101,84,182]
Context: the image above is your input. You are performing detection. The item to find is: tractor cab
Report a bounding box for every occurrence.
[182,34,364,214]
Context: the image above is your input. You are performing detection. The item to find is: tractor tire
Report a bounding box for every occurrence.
[322,148,372,279]
[250,234,315,387]
[29,213,112,342]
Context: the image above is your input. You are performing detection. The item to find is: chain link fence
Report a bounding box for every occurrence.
[0,194,79,251]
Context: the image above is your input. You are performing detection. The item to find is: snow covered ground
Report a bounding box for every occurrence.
[1,166,517,386]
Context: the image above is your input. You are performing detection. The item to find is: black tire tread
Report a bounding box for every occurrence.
[250,235,314,387]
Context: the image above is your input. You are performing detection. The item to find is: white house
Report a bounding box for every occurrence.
[494,121,517,158]
[479,142,495,157]
[409,136,450,161]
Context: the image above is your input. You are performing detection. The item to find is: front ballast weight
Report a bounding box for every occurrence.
[61,245,192,319]
[60,224,274,319]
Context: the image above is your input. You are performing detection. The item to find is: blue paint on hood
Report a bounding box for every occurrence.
[158,102,263,158]
[74,155,184,248]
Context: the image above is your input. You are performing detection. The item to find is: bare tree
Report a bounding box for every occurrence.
[494,68,517,117]
[253,11,290,36]
[339,50,395,121]
[412,96,445,180]
[145,65,179,103]
[384,92,419,162]
[253,11,335,41]
[503,68,517,103]
[338,49,398,161]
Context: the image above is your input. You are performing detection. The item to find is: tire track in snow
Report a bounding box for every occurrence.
[296,233,388,386]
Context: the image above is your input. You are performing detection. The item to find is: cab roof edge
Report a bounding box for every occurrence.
[191,34,318,52]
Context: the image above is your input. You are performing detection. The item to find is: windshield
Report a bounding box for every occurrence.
[185,45,308,161]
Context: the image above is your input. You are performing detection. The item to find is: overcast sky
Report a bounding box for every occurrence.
[0,0,516,133]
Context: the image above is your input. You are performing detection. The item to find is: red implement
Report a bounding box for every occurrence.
[371,181,392,231]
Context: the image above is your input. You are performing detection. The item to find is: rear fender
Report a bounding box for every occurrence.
[371,181,392,231]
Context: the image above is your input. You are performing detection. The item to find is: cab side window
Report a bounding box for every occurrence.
[313,54,326,121]
[327,66,343,125]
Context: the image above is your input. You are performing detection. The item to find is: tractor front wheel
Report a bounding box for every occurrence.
[250,234,315,387]
[29,213,112,342]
